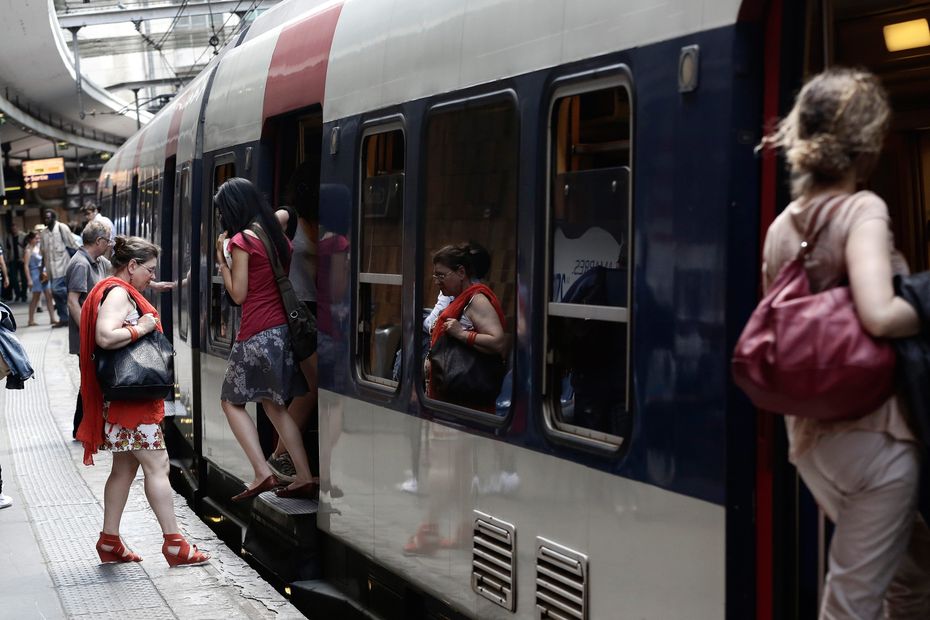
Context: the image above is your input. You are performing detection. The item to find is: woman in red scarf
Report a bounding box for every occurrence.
[426,243,508,403]
[76,236,208,567]
[406,243,508,556]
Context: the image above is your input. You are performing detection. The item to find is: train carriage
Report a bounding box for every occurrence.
[98,0,930,617]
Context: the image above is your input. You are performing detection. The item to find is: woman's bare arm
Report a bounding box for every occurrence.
[220,246,250,305]
[95,287,156,349]
[846,219,919,339]
[463,294,509,356]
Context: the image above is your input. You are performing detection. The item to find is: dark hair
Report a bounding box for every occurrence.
[432,242,491,279]
[214,177,290,266]
[24,231,36,245]
[285,162,320,222]
[111,235,159,271]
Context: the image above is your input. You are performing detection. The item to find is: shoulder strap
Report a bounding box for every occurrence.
[249,224,299,308]
[57,222,70,246]
[799,194,848,258]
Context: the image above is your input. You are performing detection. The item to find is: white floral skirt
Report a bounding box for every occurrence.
[101,420,165,452]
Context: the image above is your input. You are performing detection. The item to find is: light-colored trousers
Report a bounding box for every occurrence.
[796,430,930,620]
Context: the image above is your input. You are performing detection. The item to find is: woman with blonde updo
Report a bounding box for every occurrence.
[77,236,208,567]
[760,68,930,618]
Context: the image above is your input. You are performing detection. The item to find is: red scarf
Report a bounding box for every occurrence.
[427,283,505,399]
[76,277,162,465]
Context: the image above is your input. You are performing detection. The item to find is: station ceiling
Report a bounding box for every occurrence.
[0,0,278,170]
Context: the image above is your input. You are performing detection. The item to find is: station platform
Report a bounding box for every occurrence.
[0,304,305,619]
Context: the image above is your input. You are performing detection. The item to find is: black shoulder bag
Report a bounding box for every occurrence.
[94,287,175,401]
[250,225,317,362]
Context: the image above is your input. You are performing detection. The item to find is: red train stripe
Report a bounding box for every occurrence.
[262,2,343,122]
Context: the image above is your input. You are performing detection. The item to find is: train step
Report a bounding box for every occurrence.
[289,580,380,620]
[243,491,321,582]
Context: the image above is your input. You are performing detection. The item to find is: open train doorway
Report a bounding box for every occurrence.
[261,108,322,470]
[768,1,930,618]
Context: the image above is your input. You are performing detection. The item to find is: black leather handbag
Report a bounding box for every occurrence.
[429,333,505,408]
[250,224,317,362]
[94,329,175,401]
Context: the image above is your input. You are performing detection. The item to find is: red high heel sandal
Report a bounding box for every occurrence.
[96,532,142,563]
[162,534,210,567]
[403,523,440,556]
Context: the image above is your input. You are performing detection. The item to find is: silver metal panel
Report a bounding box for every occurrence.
[547,302,628,323]
[358,272,403,286]
[319,391,726,619]
[200,351,255,483]
[202,29,278,153]
[325,0,743,123]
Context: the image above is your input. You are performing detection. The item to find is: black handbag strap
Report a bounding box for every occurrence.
[248,224,301,318]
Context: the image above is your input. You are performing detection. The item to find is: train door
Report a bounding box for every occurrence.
[763,2,930,618]
[265,108,322,467]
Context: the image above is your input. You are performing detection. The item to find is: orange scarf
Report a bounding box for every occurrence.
[76,277,162,465]
[427,283,505,399]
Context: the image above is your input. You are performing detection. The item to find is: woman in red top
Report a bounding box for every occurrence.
[214,178,316,499]
[77,236,208,567]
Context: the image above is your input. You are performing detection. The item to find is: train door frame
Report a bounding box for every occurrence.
[204,152,238,358]
[756,1,830,618]
[130,173,139,237]
[160,156,176,340]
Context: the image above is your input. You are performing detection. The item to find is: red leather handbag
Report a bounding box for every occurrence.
[732,197,896,420]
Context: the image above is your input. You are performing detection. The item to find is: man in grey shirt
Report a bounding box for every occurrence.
[67,220,112,437]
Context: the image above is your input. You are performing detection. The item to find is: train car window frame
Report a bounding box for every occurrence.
[207,155,237,355]
[178,165,192,342]
[542,66,634,453]
[417,89,520,428]
[354,118,406,393]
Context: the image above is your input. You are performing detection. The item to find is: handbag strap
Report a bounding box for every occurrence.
[798,194,849,258]
[247,224,301,315]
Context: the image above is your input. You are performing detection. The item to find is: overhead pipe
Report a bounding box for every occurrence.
[68,27,86,120]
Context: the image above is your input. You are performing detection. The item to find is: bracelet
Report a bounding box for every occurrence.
[127,325,139,343]
[467,331,478,347]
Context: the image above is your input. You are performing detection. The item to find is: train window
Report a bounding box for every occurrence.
[545,74,633,449]
[209,159,237,351]
[421,96,518,419]
[178,167,191,341]
[357,124,405,389]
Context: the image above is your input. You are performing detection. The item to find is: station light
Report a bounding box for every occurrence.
[884,18,930,52]
[19,199,24,205]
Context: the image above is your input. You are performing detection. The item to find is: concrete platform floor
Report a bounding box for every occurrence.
[0,302,306,619]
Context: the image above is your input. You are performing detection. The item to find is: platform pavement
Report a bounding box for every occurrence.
[0,304,306,619]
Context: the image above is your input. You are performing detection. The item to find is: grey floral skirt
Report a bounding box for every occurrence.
[221,325,307,406]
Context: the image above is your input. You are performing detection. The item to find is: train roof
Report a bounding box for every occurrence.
[102,0,744,185]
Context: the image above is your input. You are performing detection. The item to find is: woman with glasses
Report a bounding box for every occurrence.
[76,235,209,567]
[213,177,317,500]
[425,243,506,406]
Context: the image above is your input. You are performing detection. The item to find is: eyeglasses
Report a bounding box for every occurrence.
[134,260,156,276]
[432,271,452,282]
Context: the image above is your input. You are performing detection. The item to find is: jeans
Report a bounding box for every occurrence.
[50,276,68,323]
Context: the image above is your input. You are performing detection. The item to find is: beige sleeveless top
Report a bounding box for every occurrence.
[761,190,915,462]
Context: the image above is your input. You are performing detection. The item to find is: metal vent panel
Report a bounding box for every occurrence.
[471,510,516,612]
[536,538,588,620]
